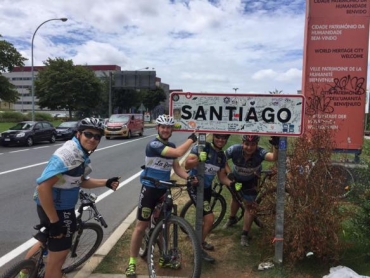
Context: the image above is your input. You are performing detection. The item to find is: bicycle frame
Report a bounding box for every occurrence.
[70,190,107,257]
[142,178,184,259]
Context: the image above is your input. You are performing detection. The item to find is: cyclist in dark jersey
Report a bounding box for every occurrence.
[21,118,120,278]
[185,133,233,263]
[125,114,198,278]
[224,135,278,247]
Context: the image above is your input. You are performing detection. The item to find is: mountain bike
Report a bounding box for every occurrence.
[179,169,276,231]
[138,176,202,278]
[2,189,108,278]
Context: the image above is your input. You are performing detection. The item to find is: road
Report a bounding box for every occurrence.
[0,128,190,274]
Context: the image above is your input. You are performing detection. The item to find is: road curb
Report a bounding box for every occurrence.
[73,208,137,278]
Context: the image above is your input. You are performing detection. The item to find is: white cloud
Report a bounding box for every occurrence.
[0,0,307,94]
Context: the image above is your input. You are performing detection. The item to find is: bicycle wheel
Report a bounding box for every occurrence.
[2,259,37,278]
[62,222,103,273]
[325,165,355,198]
[180,193,227,231]
[147,215,202,278]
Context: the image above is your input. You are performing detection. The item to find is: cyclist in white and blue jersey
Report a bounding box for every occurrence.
[125,114,197,278]
[185,133,233,263]
[224,135,278,247]
[22,118,120,278]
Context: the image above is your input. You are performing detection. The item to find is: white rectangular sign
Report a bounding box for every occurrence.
[170,92,305,136]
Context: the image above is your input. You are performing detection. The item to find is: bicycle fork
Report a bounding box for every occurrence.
[70,223,83,258]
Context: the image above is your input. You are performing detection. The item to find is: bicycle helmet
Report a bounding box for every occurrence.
[155,114,175,126]
[78,117,104,135]
[242,135,260,142]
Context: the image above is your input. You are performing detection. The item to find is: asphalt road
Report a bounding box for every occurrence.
[0,127,191,275]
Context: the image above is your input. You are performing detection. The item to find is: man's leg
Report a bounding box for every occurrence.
[126,220,148,277]
[223,197,240,228]
[240,202,254,247]
[201,213,216,263]
[44,249,69,278]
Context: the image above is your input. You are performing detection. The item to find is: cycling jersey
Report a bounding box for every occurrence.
[225,144,267,182]
[188,142,226,189]
[140,136,178,189]
[33,137,92,210]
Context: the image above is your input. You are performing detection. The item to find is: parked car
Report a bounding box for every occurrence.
[56,121,79,140]
[0,121,57,147]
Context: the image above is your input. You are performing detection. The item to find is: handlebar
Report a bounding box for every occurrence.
[142,176,188,188]
[77,189,108,228]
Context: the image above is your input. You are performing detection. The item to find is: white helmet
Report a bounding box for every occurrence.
[155,114,175,126]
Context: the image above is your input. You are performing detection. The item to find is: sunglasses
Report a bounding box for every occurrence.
[214,135,229,140]
[82,131,102,141]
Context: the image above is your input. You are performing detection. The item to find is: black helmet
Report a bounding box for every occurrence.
[242,135,260,143]
[78,117,104,135]
[213,134,230,139]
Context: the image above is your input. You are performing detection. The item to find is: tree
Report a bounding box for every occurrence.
[141,87,166,112]
[268,89,283,94]
[0,35,27,103]
[112,88,141,113]
[34,58,103,118]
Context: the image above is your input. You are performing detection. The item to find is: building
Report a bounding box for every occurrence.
[3,65,172,117]
[2,65,121,114]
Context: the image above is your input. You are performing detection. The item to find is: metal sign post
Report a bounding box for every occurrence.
[274,137,287,264]
[195,133,206,244]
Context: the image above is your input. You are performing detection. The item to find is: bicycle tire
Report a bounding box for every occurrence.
[62,222,103,273]
[210,193,227,229]
[325,165,355,199]
[147,215,202,278]
[1,259,37,278]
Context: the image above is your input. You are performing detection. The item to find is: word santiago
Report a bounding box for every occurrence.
[181,105,292,123]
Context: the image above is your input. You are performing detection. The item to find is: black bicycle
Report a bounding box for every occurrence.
[138,176,202,278]
[2,189,108,278]
[179,170,275,230]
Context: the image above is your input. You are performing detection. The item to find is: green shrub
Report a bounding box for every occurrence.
[0,111,26,122]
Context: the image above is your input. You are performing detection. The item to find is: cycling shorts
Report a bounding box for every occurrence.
[237,177,258,203]
[137,185,166,221]
[35,205,77,252]
[187,186,213,216]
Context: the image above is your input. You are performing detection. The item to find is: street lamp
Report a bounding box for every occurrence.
[31,17,68,121]
[135,67,149,71]
[233,87,239,94]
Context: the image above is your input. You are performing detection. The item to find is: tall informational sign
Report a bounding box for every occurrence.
[302,0,370,151]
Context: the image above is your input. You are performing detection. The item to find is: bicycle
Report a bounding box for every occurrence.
[2,189,108,278]
[179,169,276,231]
[286,157,355,199]
[138,176,202,278]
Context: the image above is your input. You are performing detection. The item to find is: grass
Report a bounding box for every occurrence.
[94,135,370,277]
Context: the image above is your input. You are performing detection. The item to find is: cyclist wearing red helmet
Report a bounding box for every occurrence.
[224,134,278,247]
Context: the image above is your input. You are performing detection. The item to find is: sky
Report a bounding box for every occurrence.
[0,0,306,94]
